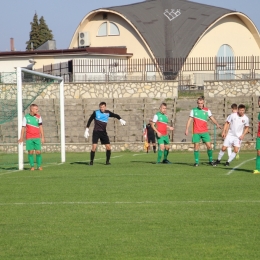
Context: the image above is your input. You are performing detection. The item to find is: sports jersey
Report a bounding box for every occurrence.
[22,113,42,139]
[146,124,155,137]
[226,113,249,137]
[258,112,260,137]
[189,107,212,134]
[86,110,121,131]
[153,112,168,136]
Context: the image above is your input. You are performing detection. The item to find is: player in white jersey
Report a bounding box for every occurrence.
[214,104,249,166]
[223,104,238,157]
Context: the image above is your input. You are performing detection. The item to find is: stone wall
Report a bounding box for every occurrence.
[39,81,178,99]
[204,79,260,97]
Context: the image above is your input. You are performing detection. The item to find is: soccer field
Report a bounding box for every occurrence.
[0,151,260,260]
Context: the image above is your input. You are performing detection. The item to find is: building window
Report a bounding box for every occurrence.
[109,22,120,36]
[97,22,120,37]
[97,22,107,36]
[217,44,235,80]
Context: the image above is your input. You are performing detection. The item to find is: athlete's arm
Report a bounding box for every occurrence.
[39,124,45,144]
[18,127,25,143]
[209,116,222,129]
[185,117,193,136]
[108,111,121,120]
[222,122,230,138]
[240,126,249,140]
[86,111,96,128]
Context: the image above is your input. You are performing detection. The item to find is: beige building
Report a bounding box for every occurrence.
[70,0,260,59]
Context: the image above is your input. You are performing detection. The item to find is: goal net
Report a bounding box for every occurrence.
[0,68,65,171]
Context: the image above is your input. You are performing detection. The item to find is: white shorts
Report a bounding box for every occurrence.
[223,135,241,148]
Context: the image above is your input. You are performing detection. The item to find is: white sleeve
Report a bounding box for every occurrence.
[245,116,249,126]
[153,114,158,122]
[39,116,42,124]
[189,110,194,117]
[226,115,232,123]
[22,117,26,127]
[208,109,212,117]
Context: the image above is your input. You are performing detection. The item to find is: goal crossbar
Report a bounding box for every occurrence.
[17,67,65,170]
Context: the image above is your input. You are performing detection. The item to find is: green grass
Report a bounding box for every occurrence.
[0,151,260,259]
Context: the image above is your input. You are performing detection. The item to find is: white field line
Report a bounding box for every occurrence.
[133,153,147,156]
[227,157,256,175]
[1,200,260,206]
[74,155,123,163]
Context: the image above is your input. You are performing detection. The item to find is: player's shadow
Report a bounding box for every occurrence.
[70,161,106,166]
[131,160,160,164]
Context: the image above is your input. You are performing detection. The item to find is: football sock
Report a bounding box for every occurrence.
[28,154,34,167]
[153,145,156,153]
[106,150,111,162]
[90,151,95,162]
[207,149,213,162]
[194,150,199,164]
[36,154,42,167]
[218,150,225,161]
[157,149,163,163]
[227,147,232,157]
[163,149,169,160]
[256,155,260,170]
[228,152,236,163]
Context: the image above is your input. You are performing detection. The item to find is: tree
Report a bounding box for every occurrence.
[38,16,53,46]
[26,13,54,51]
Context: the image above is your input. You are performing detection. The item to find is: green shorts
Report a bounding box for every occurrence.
[192,132,211,143]
[26,138,41,151]
[156,134,170,145]
[256,137,260,150]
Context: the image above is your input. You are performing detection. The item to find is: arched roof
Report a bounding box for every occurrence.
[108,0,234,58]
[70,0,260,59]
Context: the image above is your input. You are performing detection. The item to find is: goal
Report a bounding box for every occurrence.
[0,68,65,170]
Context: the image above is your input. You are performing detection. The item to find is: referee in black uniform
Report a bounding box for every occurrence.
[144,120,156,153]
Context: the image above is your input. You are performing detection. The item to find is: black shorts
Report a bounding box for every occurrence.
[147,135,155,143]
[92,131,110,144]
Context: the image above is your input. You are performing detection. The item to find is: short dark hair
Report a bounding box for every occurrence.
[160,102,167,108]
[30,103,38,108]
[238,104,246,110]
[99,102,106,107]
[231,103,237,109]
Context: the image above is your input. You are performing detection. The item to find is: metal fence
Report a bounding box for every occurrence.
[34,56,260,85]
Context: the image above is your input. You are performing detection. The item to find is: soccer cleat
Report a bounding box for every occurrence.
[37,167,43,171]
[156,162,162,164]
[105,161,111,165]
[162,159,172,164]
[89,161,93,166]
[193,163,199,167]
[30,167,35,171]
[253,170,260,174]
[225,162,230,166]
[214,160,221,165]
[209,161,216,166]
[236,153,240,160]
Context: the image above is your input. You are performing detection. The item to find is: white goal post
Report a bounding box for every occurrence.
[17,67,65,170]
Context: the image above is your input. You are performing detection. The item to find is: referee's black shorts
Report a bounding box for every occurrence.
[147,135,156,143]
[92,131,110,144]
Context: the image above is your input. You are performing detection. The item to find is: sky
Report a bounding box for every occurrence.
[0,0,259,52]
